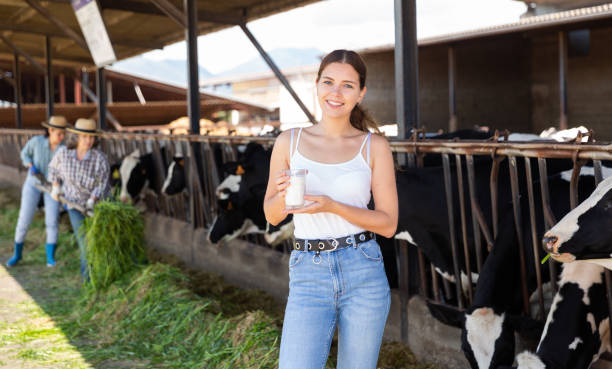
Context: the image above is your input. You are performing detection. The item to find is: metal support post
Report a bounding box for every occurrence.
[96,67,106,130]
[394,0,419,138]
[45,36,54,118]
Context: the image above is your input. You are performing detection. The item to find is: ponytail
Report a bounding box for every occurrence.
[350,104,380,134]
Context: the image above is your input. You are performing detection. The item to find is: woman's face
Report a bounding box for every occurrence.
[48,127,65,145]
[77,134,95,151]
[316,62,366,120]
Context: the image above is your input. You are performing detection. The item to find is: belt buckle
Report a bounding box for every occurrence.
[327,238,339,251]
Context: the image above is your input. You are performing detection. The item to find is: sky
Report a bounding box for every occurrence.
[140,0,527,75]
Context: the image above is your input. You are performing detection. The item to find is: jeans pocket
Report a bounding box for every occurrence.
[358,241,382,262]
[289,251,305,268]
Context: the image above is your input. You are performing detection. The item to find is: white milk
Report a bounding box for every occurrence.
[285,175,306,209]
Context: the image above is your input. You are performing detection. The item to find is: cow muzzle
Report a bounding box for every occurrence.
[542,235,559,255]
[542,234,576,262]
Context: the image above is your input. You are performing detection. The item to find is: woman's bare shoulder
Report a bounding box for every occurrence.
[274,129,292,147]
[370,133,391,152]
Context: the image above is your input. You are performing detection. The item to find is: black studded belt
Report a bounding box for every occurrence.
[293,231,375,252]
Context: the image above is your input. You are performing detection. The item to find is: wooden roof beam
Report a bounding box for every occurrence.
[98,0,243,24]
[0,34,45,74]
[22,0,89,51]
[0,23,164,51]
[149,0,186,28]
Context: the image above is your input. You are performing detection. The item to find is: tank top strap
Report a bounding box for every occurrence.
[296,127,303,147]
[358,132,372,165]
[289,128,304,160]
[289,128,295,157]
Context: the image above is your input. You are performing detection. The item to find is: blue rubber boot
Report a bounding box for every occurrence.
[6,242,24,267]
[45,243,57,267]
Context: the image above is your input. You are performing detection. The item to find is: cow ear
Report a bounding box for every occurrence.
[506,314,545,342]
[425,300,465,328]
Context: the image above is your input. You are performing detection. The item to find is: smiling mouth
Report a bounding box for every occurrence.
[326,100,344,107]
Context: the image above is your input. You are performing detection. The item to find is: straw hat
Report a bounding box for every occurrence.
[67,118,102,136]
[41,115,69,130]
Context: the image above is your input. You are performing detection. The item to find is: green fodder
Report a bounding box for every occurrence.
[73,263,280,368]
[377,341,441,369]
[82,200,146,290]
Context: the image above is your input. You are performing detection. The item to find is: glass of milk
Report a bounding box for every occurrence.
[285,169,307,209]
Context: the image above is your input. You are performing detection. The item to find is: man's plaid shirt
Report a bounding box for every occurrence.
[48,146,110,209]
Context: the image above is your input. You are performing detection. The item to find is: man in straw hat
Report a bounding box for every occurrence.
[48,118,110,281]
[7,116,68,268]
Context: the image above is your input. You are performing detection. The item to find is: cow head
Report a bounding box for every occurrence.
[207,208,262,244]
[461,307,544,369]
[461,307,515,369]
[215,173,242,210]
[162,157,186,196]
[543,177,612,262]
[119,150,149,203]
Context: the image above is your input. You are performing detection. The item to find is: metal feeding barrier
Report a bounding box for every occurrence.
[2,128,612,335]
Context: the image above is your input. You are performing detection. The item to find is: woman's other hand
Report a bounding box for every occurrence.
[275,170,291,200]
[50,185,61,201]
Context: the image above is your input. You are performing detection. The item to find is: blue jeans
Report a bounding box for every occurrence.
[14,175,59,244]
[67,209,89,281]
[279,238,391,369]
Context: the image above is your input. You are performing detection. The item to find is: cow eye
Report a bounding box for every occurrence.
[604,200,612,210]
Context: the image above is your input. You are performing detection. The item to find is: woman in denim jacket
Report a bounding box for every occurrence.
[7,116,68,267]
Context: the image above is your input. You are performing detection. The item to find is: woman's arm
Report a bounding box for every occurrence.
[289,135,398,238]
[20,136,35,168]
[47,146,64,185]
[90,152,110,201]
[263,130,292,226]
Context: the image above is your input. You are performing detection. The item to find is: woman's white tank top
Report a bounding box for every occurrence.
[289,128,372,239]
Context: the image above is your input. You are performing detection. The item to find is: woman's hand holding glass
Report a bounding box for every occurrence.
[284,194,334,214]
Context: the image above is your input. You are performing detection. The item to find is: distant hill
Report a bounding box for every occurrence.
[111,56,213,86]
[111,48,323,85]
[215,47,323,77]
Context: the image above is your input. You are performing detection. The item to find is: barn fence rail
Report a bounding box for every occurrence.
[2,128,612,335]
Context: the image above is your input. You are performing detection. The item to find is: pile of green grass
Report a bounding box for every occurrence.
[82,200,146,290]
[72,263,280,368]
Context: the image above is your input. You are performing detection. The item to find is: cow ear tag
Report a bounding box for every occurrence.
[179,159,184,167]
[236,165,245,175]
[227,201,233,210]
[112,169,120,179]
[142,169,146,174]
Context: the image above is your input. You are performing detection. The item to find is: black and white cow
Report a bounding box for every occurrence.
[543,176,612,265]
[207,142,294,247]
[459,172,602,369]
[118,149,166,203]
[161,156,185,196]
[497,261,610,369]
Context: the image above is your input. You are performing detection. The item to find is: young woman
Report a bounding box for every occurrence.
[47,118,110,281]
[7,116,67,268]
[264,50,398,369]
